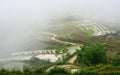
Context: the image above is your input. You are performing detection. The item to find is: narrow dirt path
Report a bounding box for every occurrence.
[68,55,77,64]
[42,32,83,46]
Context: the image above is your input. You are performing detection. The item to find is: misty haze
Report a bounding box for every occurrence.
[0,0,120,74]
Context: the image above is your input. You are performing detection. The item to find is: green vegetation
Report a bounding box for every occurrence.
[48,67,70,75]
[76,43,110,66]
[1,20,120,75]
[73,69,120,75]
[83,29,94,36]
[59,33,73,40]
[95,66,120,73]
[1,66,120,75]
[111,53,120,66]
[46,41,71,53]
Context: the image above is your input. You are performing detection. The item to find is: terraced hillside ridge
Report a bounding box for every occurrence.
[0,50,58,63]
[74,20,116,36]
[42,32,83,46]
[0,32,82,65]
[0,16,119,74]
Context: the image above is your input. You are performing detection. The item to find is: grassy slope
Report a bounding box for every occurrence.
[83,29,94,36]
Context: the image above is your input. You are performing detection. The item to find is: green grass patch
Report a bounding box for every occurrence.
[83,29,94,36]
[95,66,120,73]
[59,33,73,40]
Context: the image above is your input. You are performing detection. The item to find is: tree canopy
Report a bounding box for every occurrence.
[77,43,110,66]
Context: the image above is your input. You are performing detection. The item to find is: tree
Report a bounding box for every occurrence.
[77,43,109,66]
[48,67,70,75]
[111,53,120,66]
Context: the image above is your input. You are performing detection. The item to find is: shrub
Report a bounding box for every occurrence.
[76,43,110,66]
[48,67,70,75]
[111,54,120,66]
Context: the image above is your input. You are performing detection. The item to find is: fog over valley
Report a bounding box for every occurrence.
[0,0,120,58]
